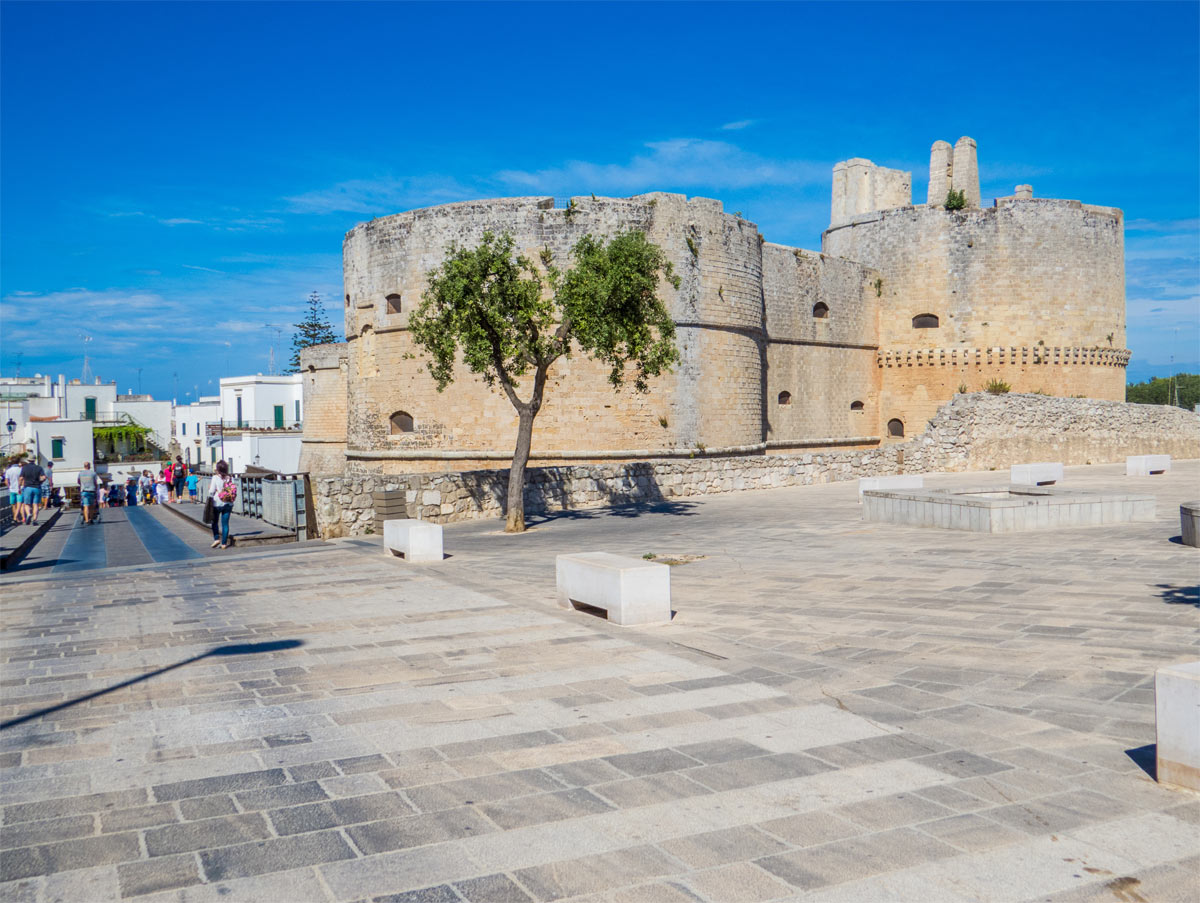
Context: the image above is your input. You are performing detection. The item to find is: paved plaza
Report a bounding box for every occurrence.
[1,462,1197,902]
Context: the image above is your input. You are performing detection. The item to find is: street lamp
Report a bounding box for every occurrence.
[5,418,14,436]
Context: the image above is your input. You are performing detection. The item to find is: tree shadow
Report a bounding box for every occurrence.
[525,498,699,527]
[0,639,305,731]
[1155,584,1199,608]
[1125,743,1156,781]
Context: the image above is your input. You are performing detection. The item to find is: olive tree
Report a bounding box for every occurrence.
[409,230,680,532]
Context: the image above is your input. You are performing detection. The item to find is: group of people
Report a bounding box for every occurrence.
[2,455,56,526]
[6,453,240,550]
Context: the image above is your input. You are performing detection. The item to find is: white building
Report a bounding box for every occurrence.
[0,374,173,487]
[173,375,303,474]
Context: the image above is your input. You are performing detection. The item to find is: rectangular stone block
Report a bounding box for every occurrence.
[1126,455,1171,476]
[1182,503,1199,547]
[1155,661,1200,792]
[555,552,671,626]
[1010,462,1063,486]
[384,519,443,563]
[858,475,923,498]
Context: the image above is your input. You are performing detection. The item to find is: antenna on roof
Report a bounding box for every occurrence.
[79,335,94,385]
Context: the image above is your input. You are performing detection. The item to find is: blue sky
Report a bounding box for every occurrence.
[2,1,1197,401]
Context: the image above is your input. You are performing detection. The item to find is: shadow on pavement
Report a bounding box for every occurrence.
[0,639,305,731]
[1155,583,1199,607]
[525,499,699,527]
[1125,743,1157,781]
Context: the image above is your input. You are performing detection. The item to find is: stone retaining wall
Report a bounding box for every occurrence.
[313,394,1200,536]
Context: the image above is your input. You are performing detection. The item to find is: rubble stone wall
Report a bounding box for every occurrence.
[312,394,1199,536]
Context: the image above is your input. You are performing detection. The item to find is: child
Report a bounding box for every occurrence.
[186,471,199,502]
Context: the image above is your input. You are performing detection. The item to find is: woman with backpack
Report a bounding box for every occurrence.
[208,460,238,549]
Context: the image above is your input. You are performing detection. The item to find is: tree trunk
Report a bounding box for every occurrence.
[505,406,535,533]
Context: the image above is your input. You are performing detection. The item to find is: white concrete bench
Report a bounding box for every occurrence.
[556,552,671,626]
[1127,454,1171,476]
[859,475,924,498]
[1156,661,1200,792]
[383,519,443,563]
[1010,462,1063,486]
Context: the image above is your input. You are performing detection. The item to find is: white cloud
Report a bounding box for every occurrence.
[160,218,206,226]
[495,138,828,195]
[182,264,225,274]
[284,175,475,215]
[720,119,757,131]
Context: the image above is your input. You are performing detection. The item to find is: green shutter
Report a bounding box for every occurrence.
[51,438,64,459]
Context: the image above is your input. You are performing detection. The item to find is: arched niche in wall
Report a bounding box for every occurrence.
[777,391,792,406]
[389,411,415,434]
[887,418,905,437]
[812,302,830,319]
[386,294,403,314]
[912,313,939,329]
[850,400,864,411]
[345,293,351,308]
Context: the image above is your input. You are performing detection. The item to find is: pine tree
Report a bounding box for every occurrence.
[289,291,339,372]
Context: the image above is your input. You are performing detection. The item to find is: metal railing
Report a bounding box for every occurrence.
[199,472,310,538]
[217,420,303,432]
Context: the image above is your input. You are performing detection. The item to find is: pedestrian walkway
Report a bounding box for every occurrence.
[0,462,1196,902]
[0,505,248,578]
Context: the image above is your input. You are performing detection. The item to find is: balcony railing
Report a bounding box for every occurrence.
[217,420,303,432]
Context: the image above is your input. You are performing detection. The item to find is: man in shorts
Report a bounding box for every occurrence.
[18,457,45,525]
[77,462,99,525]
[4,456,23,525]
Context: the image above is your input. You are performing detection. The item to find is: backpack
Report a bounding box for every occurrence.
[217,478,238,503]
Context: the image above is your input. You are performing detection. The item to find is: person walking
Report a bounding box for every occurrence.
[155,468,170,506]
[208,460,237,549]
[77,462,99,525]
[5,456,24,525]
[124,474,138,507]
[43,461,55,509]
[138,470,152,505]
[185,470,199,502]
[18,456,45,525]
[172,456,186,503]
[162,461,174,502]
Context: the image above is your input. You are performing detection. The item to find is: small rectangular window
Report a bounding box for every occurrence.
[182,423,187,435]
[295,400,300,423]
[51,438,64,459]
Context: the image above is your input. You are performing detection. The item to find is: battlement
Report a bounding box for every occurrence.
[829,158,912,227]
[877,346,1132,368]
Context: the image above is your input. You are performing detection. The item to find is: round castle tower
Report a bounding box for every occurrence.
[821,137,1129,437]
[336,193,765,472]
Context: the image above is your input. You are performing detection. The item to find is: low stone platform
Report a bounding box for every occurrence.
[862,485,1156,532]
[161,500,296,546]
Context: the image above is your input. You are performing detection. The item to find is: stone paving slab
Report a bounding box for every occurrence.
[0,462,1197,902]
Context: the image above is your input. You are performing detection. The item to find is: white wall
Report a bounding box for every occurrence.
[219,375,302,427]
[63,382,118,421]
[174,398,220,469]
[222,433,302,474]
[112,399,173,448]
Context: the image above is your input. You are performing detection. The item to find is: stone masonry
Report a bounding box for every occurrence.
[312,394,1199,537]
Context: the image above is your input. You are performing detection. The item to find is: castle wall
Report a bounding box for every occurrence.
[830,159,912,227]
[340,194,766,473]
[761,245,881,441]
[297,343,348,475]
[822,197,1127,436]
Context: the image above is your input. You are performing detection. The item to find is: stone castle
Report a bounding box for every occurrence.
[300,137,1129,477]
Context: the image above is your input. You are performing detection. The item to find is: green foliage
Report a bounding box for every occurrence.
[685,235,699,258]
[93,424,151,445]
[957,383,969,394]
[642,552,656,560]
[944,189,967,211]
[1126,373,1200,409]
[411,229,680,398]
[873,277,883,298]
[658,415,669,428]
[410,230,681,531]
[289,291,339,373]
[1030,388,1051,395]
[984,378,1011,395]
[564,199,578,221]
